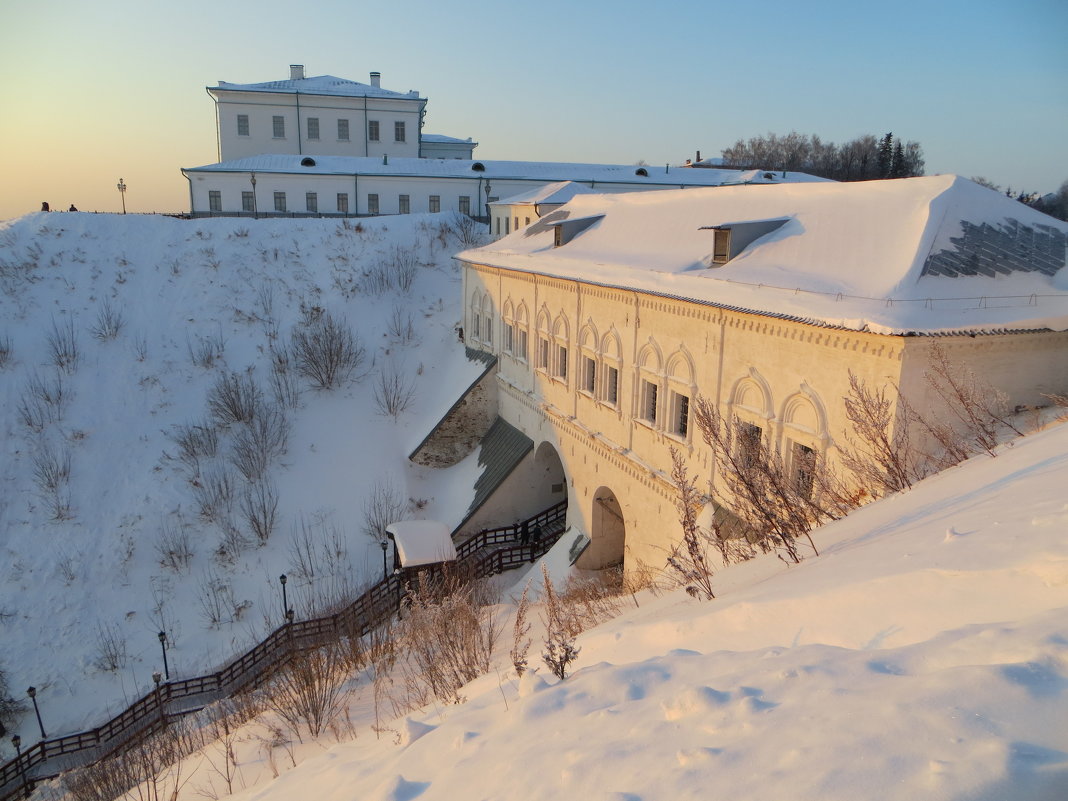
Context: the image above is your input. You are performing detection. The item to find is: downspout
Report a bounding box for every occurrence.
[418,97,428,158]
[363,96,369,156]
[294,91,302,156]
[477,176,483,220]
[181,169,195,216]
[206,88,221,162]
[354,172,359,216]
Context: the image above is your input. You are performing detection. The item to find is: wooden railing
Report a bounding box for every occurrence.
[0,501,568,800]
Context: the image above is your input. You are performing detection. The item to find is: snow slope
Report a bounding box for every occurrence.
[0,211,485,743]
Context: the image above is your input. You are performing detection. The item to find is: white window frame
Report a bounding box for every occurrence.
[306,192,318,213]
[337,119,350,141]
[208,190,221,212]
[368,120,379,141]
[640,379,659,425]
[669,391,690,438]
[241,191,254,212]
[273,191,286,213]
[367,194,379,215]
[399,194,410,214]
[459,196,471,215]
[394,121,406,142]
[237,114,249,136]
[580,354,597,396]
[429,195,440,213]
[603,364,620,407]
[307,117,319,140]
[272,115,285,139]
[337,193,349,214]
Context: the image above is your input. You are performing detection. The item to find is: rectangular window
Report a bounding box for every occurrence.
[555,345,568,380]
[399,194,410,214]
[504,324,514,353]
[307,117,319,140]
[514,216,519,231]
[496,218,501,235]
[472,314,480,340]
[581,355,596,394]
[241,191,254,212]
[537,337,550,370]
[484,315,493,344]
[208,190,221,212]
[306,192,318,213]
[641,380,659,424]
[273,191,286,213]
[459,196,471,215]
[337,193,349,214]
[429,195,440,213]
[737,422,763,469]
[338,119,350,141]
[394,121,406,142]
[368,120,380,141]
[272,115,285,138]
[604,365,619,405]
[792,442,816,498]
[525,216,531,226]
[671,392,690,437]
[505,217,510,234]
[367,194,379,215]
[517,328,528,361]
[237,114,249,136]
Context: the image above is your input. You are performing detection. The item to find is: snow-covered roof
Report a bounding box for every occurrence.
[490,181,600,207]
[458,175,1068,335]
[422,134,476,144]
[386,520,457,568]
[182,155,825,188]
[209,74,419,99]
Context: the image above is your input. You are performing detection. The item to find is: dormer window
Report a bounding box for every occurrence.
[712,227,731,264]
[300,157,317,167]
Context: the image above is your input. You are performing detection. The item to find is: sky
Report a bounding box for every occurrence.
[1,0,1065,219]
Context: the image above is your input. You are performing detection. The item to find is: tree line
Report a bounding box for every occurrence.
[971,176,1068,223]
[720,131,924,181]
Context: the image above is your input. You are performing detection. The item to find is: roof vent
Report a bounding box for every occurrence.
[370,71,381,88]
[635,167,648,177]
[300,157,316,167]
[471,162,486,172]
[290,64,305,81]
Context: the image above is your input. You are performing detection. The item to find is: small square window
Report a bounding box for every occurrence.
[208,190,221,212]
[307,117,319,140]
[367,194,379,215]
[241,191,254,213]
[273,191,286,213]
[338,119,350,141]
[337,193,349,214]
[368,120,379,141]
[237,115,249,136]
[399,194,410,214]
[429,195,440,213]
[394,121,406,142]
[306,192,318,213]
[272,116,285,138]
[459,196,471,215]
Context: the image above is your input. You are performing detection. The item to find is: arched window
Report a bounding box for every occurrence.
[551,314,570,383]
[665,349,697,440]
[469,289,482,341]
[514,302,529,361]
[480,294,494,348]
[578,322,599,396]
[635,341,663,427]
[728,370,774,466]
[501,299,515,355]
[599,330,623,407]
[779,389,829,498]
[535,308,552,373]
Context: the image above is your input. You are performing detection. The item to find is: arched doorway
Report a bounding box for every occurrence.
[579,486,625,570]
[531,440,567,511]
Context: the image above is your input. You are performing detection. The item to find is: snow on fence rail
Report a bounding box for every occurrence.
[0,500,568,801]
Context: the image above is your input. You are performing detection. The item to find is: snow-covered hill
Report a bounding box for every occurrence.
[0,211,485,743]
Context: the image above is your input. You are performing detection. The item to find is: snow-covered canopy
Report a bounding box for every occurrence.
[489,181,600,208]
[210,74,418,99]
[386,521,457,568]
[182,155,827,189]
[459,175,1068,335]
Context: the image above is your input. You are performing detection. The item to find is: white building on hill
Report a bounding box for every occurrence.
[182,65,824,218]
[451,175,1068,570]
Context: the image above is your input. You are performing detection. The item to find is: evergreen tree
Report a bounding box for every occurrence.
[877,132,895,178]
[891,140,906,178]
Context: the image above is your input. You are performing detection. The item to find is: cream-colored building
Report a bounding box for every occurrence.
[454,176,1068,571]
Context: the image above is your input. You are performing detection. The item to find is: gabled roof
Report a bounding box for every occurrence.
[209,74,420,100]
[182,155,826,188]
[457,176,1068,336]
[490,181,600,207]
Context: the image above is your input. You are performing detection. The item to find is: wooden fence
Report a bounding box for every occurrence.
[0,500,567,800]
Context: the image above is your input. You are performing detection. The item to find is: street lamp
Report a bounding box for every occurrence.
[152,671,165,726]
[249,172,258,219]
[483,180,493,232]
[279,574,288,622]
[380,539,388,582]
[116,178,127,215]
[27,687,45,739]
[12,734,28,798]
[158,631,170,680]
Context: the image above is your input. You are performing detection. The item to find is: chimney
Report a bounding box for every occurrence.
[370,71,381,88]
[290,64,305,80]
[696,150,702,162]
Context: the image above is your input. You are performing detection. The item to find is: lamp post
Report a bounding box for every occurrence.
[279,574,288,622]
[380,539,388,582]
[12,734,28,799]
[116,178,127,215]
[249,172,258,219]
[152,671,165,726]
[158,631,170,680]
[483,180,493,232]
[26,687,45,739]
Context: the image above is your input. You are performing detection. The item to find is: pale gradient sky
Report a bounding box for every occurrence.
[1,0,1065,219]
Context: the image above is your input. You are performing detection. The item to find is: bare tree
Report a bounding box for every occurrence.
[540,563,580,680]
[664,448,716,599]
[264,641,349,740]
[291,310,365,389]
[361,477,406,542]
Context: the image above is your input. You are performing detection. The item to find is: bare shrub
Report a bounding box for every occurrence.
[540,563,579,680]
[56,547,79,584]
[197,569,240,628]
[230,403,288,481]
[665,448,716,600]
[448,212,484,247]
[264,641,349,740]
[291,310,365,389]
[387,305,415,343]
[511,582,532,677]
[398,569,502,705]
[288,517,359,616]
[193,466,236,523]
[363,246,417,295]
[269,344,302,408]
[208,370,262,427]
[48,315,79,372]
[241,478,279,545]
[156,519,194,572]
[93,620,128,672]
[33,441,73,520]
[90,298,125,341]
[0,333,11,368]
[132,331,148,361]
[373,360,416,418]
[187,328,226,368]
[18,369,67,432]
[169,418,219,478]
[0,663,27,733]
[361,477,406,542]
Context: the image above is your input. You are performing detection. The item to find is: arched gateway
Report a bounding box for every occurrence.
[577,486,625,570]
